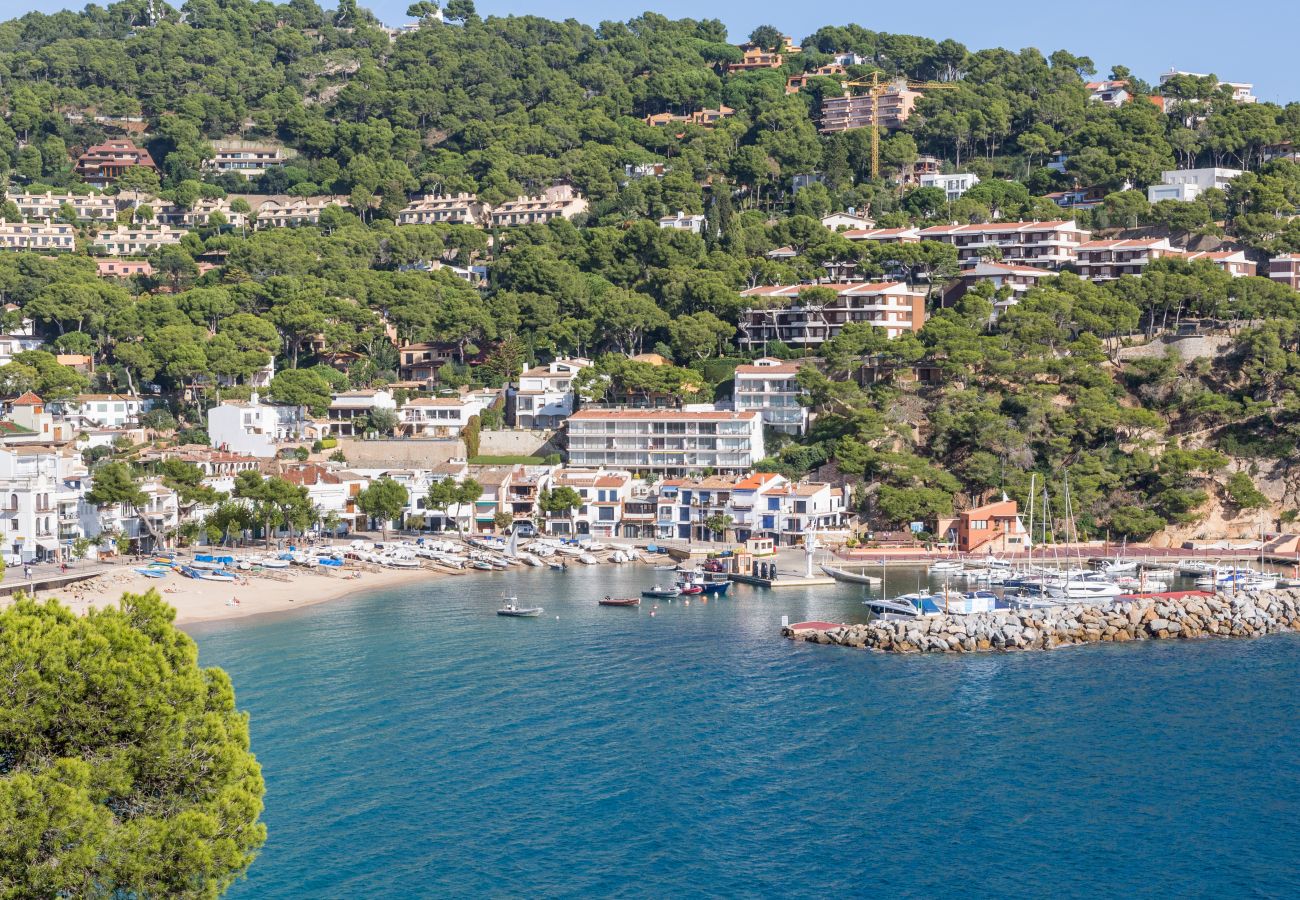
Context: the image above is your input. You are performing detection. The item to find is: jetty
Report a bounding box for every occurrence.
[783,589,1300,653]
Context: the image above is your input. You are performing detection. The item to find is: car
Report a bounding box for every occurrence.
[511,521,537,538]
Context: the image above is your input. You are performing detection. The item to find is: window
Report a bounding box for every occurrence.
[767,498,780,510]
[970,519,988,530]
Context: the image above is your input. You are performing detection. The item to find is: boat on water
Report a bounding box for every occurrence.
[819,563,883,586]
[677,570,731,594]
[678,584,703,595]
[654,564,679,571]
[598,596,640,607]
[928,560,964,573]
[1178,559,1219,576]
[1043,578,1125,601]
[497,603,543,617]
[1140,567,1176,580]
[642,585,681,599]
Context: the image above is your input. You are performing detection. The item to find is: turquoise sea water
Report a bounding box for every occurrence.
[191,567,1300,897]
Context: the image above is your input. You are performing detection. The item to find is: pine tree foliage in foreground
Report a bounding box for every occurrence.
[0,590,266,898]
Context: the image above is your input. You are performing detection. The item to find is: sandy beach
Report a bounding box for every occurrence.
[7,562,465,627]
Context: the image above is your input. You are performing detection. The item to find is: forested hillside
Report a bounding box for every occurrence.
[1,0,1298,541]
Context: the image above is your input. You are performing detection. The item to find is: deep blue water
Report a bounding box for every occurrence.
[191,567,1300,897]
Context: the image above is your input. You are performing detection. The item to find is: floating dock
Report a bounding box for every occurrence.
[729,572,836,589]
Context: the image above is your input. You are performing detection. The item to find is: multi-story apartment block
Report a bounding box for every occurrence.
[1268,254,1300,290]
[1077,240,1253,281]
[943,260,1053,317]
[1174,249,1253,277]
[251,195,349,228]
[202,141,289,180]
[90,224,186,256]
[400,393,494,438]
[488,185,587,228]
[1159,69,1255,104]
[53,394,157,429]
[543,468,634,537]
[1147,167,1243,203]
[75,140,157,187]
[737,282,927,351]
[566,409,765,476]
[95,259,153,279]
[207,392,310,457]
[658,211,706,234]
[819,85,923,134]
[514,358,590,429]
[918,220,1090,270]
[727,47,783,72]
[753,480,852,545]
[732,358,808,434]
[842,226,922,244]
[0,444,90,562]
[919,172,980,201]
[0,222,76,252]
[9,191,118,222]
[398,342,459,383]
[1075,238,1180,282]
[150,197,248,230]
[397,193,488,226]
[643,106,735,128]
[654,472,849,544]
[322,390,397,437]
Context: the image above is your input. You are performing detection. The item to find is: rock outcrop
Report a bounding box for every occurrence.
[782,590,1300,653]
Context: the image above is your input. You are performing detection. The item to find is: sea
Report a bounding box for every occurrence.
[190,565,1300,898]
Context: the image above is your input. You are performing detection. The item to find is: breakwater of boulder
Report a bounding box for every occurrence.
[783,590,1300,653]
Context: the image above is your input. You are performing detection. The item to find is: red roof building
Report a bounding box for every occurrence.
[75,140,158,188]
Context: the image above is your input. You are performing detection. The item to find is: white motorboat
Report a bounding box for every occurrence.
[927,560,964,573]
[1044,579,1125,601]
[1178,559,1219,576]
[1140,567,1175,580]
[497,594,543,617]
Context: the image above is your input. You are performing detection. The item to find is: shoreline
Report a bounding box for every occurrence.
[6,561,520,629]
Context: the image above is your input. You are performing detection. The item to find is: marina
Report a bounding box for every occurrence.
[190,564,1300,897]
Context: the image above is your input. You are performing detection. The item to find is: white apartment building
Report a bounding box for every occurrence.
[658,211,706,234]
[91,224,186,256]
[918,220,1090,269]
[1159,69,1255,103]
[397,193,488,226]
[0,446,89,562]
[945,260,1053,318]
[1075,238,1179,282]
[0,222,77,252]
[821,211,875,231]
[1147,167,1242,203]
[152,198,249,230]
[545,468,634,537]
[90,475,180,553]
[207,392,309,457]
[732,358,808,434]
[202,141,289,180]
[251,196,349,228]
[53,394,157,429]
[9,191,118,222]
[737,282,927,350]
[919,172,979,201]
[488,184,587,227]
[400,394,492,438]
[322,390,397,438]
[842,226,922,244]
[514,358,590,429]
[566,409,765,476]
[0,334,46,365]
[654,472,849,544]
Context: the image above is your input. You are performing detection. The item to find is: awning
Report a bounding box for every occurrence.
[35,538,60,551]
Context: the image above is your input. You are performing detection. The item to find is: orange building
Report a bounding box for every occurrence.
[939,497,1029,554]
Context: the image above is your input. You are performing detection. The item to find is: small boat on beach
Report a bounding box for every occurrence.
[654,564,679,571]
[642,585,681,599]
[497,595,543,617]
[598,596,640,607]
[135,567,168,578]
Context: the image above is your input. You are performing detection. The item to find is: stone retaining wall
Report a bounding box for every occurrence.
[782,590,1300,653]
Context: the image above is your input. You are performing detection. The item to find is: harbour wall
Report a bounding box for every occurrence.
[783,590,1300,653]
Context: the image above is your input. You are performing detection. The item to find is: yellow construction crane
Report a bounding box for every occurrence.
[840,72,958,180]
